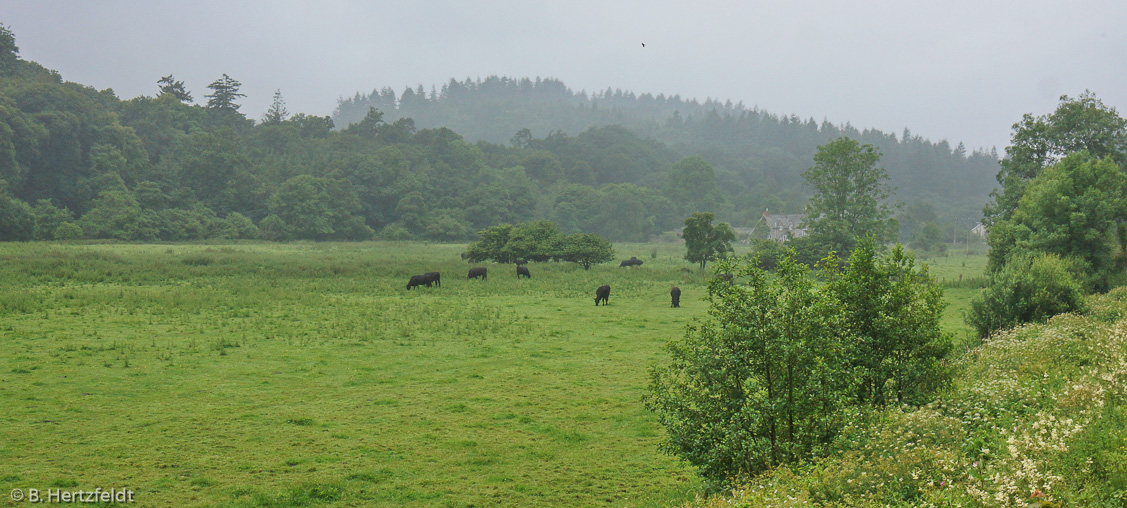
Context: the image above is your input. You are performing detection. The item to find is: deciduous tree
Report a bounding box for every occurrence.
[682,212,735,269]
[556,232,614,270]
[799,137,895,258]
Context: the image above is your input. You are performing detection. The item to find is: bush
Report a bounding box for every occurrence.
[749,238,787,270]
[646,240,950,490]
[257,214,286,241]
[217,212,259,240]
[0,193,33,241]
[53,221,83,241]
[967,253,1086,339]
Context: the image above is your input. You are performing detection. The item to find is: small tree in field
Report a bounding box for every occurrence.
[556,232,614,270]
[682,212,736,269]
[464,223,515,263]
[646,253,853,490]
[647,238,951,489]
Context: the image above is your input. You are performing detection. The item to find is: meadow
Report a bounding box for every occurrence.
[0,241,985,507]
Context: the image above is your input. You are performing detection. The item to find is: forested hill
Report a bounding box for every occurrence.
[335,76,1001,216]
[0,24,999,244]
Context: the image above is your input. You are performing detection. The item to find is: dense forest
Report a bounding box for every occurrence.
[336,77,1000,222]
[0,25,998,243]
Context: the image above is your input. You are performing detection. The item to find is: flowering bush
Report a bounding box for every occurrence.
[684,288,1127,507]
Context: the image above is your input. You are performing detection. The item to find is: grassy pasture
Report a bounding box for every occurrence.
[0,241,986,507]
[0,241,709,507]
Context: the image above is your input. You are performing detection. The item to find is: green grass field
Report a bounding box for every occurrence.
[0,241,986,507]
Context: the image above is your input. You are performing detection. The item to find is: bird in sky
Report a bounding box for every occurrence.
[641,43,645,47]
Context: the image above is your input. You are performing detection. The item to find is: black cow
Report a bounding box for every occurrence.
[619,257,644,268]
[406,275,428,290]
[595,285,610,306]
[670,286,681,308]
[423,271,441,287]
[468,267,488,280]
[517,265,531,279]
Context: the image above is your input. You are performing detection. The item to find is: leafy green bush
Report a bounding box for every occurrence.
[967,253,1086,339]
[647,240,950,490]
[52,221,82,241]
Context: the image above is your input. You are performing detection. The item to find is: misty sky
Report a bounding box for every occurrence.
[3,0,1125,151]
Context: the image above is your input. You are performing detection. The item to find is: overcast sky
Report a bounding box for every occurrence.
[3,0,1125,151]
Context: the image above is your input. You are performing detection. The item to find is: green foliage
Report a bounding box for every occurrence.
[256,214,285,241]
[692,288,1127,508]
[0,186,33,240]
[29,199,72,241]
[664,156,724,216]
[649,242,950,489]
[556,232,615,270]
[799,137,895,259]
[985,91,1127,228]
[335,76,1000,219]
[78,189,156,241]
[52,221,81,240]
[967,253,1086,339]
[156,74,192,103]
[0,24,18,74]
[986,152,1127,290]
[749,238,787,270]
[268,174,372,241]
[646,253,852,490]
[681,212,735,269]
[0,27,1003,244]
[909,221,947,254]
[825,238,953,406]
[501,220,561,262]
[464,223,515,263]
[204,73,245,112]
[464,220,613,269]
[217,212,258,240]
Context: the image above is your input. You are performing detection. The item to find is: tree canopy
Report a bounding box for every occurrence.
[798,137,895,259]
[0,27,1003,244]
[682,212,736,269]
[647,241,949,489]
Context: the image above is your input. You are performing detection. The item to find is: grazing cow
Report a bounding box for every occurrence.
[468,267,488,280]
[406,275,428,290]
[423,271,441,287]
[670,286,681,308]
[517,265,531,279]
[619,257,644,268]
[595,285,611,306]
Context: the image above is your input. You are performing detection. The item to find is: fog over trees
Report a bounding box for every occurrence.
[2,26,997,243]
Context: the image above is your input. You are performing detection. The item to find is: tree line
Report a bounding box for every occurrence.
[335,75,1001,225]
[0,25,1004,244]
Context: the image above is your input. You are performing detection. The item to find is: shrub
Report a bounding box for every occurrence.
[218,212,259,239]
[966,253,1086,339]
[256,214,286,241]
[53,221,83,241]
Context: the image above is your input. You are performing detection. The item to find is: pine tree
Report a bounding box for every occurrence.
[205,74,246,112]
[157,75,193,103]
[263,89,288,124]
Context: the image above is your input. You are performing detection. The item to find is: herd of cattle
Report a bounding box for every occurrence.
[407,256,684,307]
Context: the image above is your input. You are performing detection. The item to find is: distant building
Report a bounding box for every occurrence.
[971,223,987,238]
[762,210,806,243]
